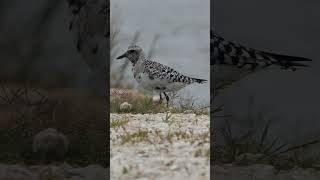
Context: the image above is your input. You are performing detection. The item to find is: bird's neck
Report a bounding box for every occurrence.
[138,52,147,62]
[131,53,147,66]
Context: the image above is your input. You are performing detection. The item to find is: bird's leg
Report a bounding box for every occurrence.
[163,92,170,107]
[158,93,163,104]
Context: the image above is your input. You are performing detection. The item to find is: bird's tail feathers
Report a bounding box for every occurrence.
[192,78,207,84]
[262,51,312,68]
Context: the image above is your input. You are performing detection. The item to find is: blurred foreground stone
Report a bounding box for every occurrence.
[33,128,69,164]
[120,102,132,111]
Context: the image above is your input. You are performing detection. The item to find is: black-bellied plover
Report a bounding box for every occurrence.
[211,29,312,71]
[117,45,207,106]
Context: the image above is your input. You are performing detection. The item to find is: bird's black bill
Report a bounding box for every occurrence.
[117,53,126,59]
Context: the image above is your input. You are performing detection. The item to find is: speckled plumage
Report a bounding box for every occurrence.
[117,45,207,105]
[211,29,312,71]
[210,29,312,101]
[142,60,206,84]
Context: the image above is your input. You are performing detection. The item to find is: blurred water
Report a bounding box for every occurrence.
[111,0,210,106]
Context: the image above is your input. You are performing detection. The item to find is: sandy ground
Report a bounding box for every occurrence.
[110,113,320,180]
[110,113,210,180]
[212,164,320,180]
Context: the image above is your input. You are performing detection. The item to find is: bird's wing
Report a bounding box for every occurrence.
[211,29,312,71]
[143,60,196,84]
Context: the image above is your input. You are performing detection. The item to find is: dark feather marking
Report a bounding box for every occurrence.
[211,29,312,70]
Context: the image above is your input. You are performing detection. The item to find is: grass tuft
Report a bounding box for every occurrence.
[110,88,209,115]
[119,128,150,144]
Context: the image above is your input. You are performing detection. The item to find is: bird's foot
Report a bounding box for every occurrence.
[153,97,163,106]
[156,99,163,105]
[153,93,164,106]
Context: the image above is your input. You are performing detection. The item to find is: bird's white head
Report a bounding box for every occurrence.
[117,44,145,65]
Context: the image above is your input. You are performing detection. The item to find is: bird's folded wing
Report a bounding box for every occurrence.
[143,61,193,83]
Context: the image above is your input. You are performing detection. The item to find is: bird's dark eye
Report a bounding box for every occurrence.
[128,50,135,53]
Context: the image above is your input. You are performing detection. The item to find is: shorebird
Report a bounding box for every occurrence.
[117,45,207,106]
[211,29,312,91]
[210,29,312,111]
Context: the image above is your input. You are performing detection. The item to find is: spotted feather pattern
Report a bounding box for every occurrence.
[211,29,311,71]
[143,60,207,84]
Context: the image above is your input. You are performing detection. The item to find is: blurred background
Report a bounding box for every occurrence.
[111,0,210,107]
[212,0,320,154]
[0,0,108,166]
[0,0,96,90]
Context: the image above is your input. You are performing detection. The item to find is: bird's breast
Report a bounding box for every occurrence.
[134,72,187,92]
